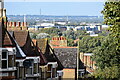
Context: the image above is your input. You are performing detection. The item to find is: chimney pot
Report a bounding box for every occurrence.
[17,22,21,27]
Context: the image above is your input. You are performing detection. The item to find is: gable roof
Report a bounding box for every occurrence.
[37,38,63,69]
[54,47,78,68]
[36,38,48,54]
[37,47,48,65]
[14,31,29,47]
[9,31,26,58]
[32,39,48,65]
[0,18,16,47]
[13,30,38,56]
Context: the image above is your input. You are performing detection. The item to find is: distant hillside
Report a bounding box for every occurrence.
[7,15,103,25]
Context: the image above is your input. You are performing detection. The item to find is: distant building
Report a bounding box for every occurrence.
[58,26,67,32]
[74,26,85,31]
[55,21,67,25]
[36,22,55,27]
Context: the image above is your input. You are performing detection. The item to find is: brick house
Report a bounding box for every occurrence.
[0,8,16,79]
[37,39,64,80]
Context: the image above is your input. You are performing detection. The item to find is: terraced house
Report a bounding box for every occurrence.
[0,8,16,79]
[0,1,64,80]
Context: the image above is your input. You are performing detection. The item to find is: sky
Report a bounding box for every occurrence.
[5,2,104,16]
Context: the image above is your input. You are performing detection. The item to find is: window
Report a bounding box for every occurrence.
[27,67,33,75]
[2,51,7,69]
[2,60,7,68]
[19,67,24,78]
[52,68,57,78]
[1,50,15,69]
[47,64,52,78]
[25,60,34,75]
[2,52,7,59]
[33,63,38,74]
[8,55,13,67]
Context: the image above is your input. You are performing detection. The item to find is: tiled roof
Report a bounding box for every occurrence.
[37,39,63,69]
[14,31,29,47]
[32,39,48,65]
[2,31,15,46]
[54,47,78,68]
[38,47,48,65]
[32,39,37,46]
[9,31,26,58]
[1,21,16,47]
[36,38,48,54]
[13,31,38,56]
[37,39,56,62]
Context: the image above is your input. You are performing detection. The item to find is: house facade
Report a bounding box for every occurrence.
[80,52,96,73]
[37,39,64,80]
[0,7,16,79]
[53,47,78,80]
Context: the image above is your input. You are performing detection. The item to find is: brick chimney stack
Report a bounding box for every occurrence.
[24,22,27,27]
[9,22,12,27]
[17,22,21,27]
[12,22,16,27]
[21,22,24,27]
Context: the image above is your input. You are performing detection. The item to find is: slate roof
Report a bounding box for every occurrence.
[54,47,78,68]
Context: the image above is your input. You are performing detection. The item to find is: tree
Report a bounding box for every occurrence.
[36,33,50,39]
[91,1,120,79]
[79,36,104,53]
[102,1,120,47]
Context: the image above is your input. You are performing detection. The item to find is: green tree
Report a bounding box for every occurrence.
[79,36,104,53]
[91,1,120,79]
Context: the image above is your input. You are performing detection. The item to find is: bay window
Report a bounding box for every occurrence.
[0,50,15,69]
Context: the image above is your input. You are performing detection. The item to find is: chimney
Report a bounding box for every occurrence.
[21,22,24,27]
[9,22,12,27]
[12,22,16,27]
[24,22,27,27]
[17,22,21,27]
[52,37,54,40]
